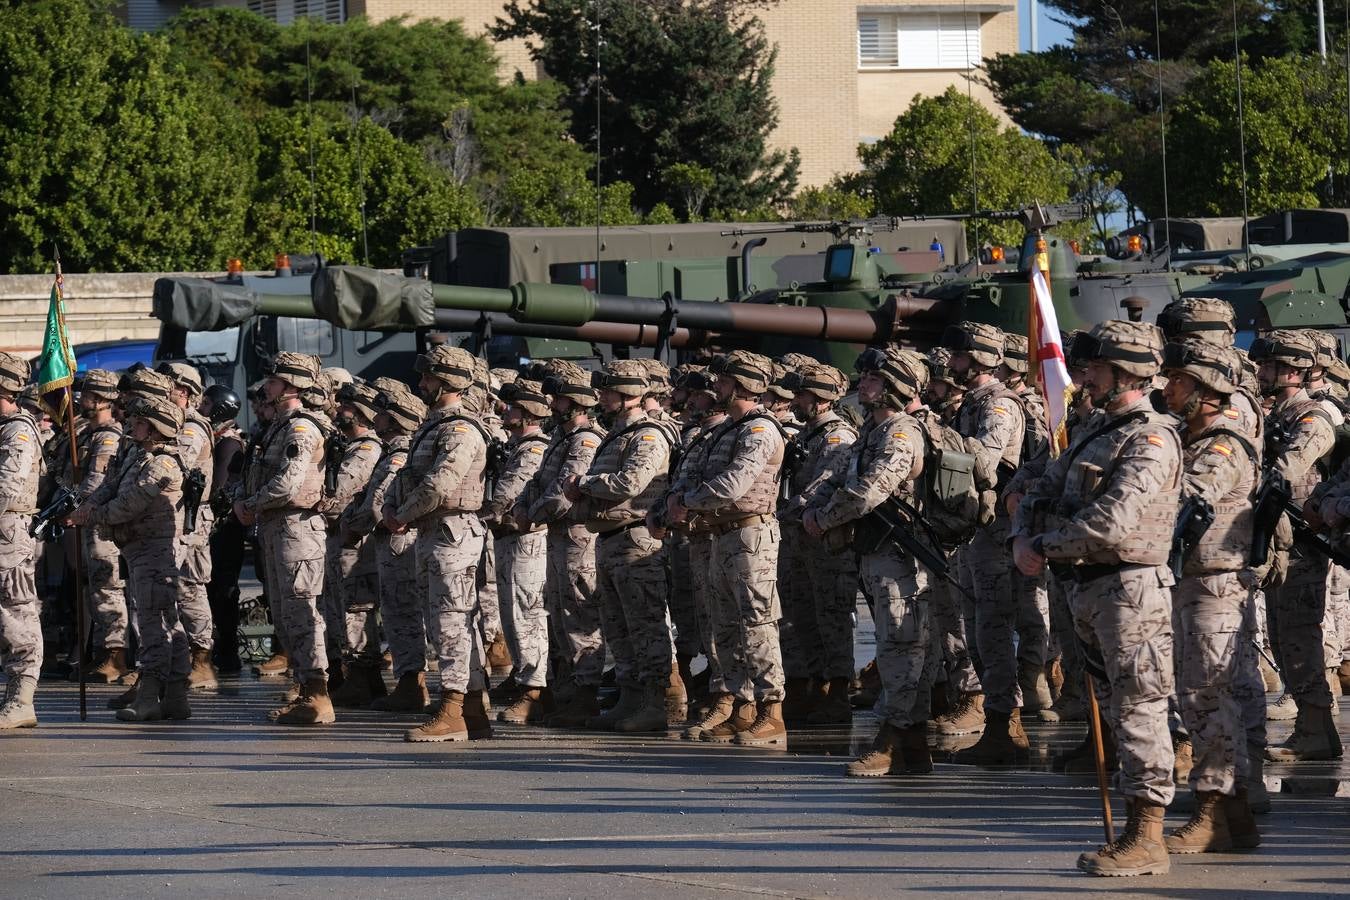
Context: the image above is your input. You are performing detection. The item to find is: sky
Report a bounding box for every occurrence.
[1022,1,1075,53]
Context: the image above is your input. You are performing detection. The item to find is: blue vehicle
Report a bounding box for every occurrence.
[73,339,157,372]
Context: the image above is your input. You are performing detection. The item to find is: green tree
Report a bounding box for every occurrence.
[493,0,799,215]
[848,88,1078,247]
[787,185,873,221]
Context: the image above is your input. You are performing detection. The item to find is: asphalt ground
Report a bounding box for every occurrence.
[2,595,1348,898]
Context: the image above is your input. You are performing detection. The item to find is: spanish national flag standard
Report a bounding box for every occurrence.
[1027,236,1073,456]
[35,256,76,419]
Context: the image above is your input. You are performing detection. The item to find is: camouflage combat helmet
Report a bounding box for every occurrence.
[1306,330,1350,383]
[1248,329,1318,371]
[126,395,184,440]
[156,361,205,399]
[1156,297,1236,346]
[1076,320,1165,379]
[320,366,353,389]
[1162,341,1240,395]
[369,376,411,398]
[81,368,120,401]
[541,358,599,407]
[413,345,476,391]
[763,363,796,401]
[713,350,774,395]
[376,385,427,433]
[0,353,28,395]
[783,362,848,402]
[336,382,381,424]
[942,320,1005,369]
[120,366,175,401]
[777,352,819,370]
[489,367,520,392]
[855,346,928,404]
[925,346,960,387]
[16,385,42,413]
[501,379,551,418]
[269,352,321,391]
[1001,333,1029,375]
[593,358,651,398]
[1063,330,1091,370]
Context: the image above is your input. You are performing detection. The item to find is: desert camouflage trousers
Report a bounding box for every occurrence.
[1268,553,1333,709]
[258,511,329,683]
[709,518,784,703]
[416,513,486,694]
[178,514,214,651]
[962,517,1021,714]
[125,541,190,681]
[0,512,40,680]
[1070,563,1176,807]
[667,534,701,658]
[932,544,981,694]
[596,524,673,689]
[1174,571,1248,796]
[688,532,727,693]
[477,532,501,644]
[496,530,548,687]
[326,531,380,664]
[780,522,858,682]
[545,525,604,687]
[864,546,937,729]
[84,525,127,650]
[376,530,426,678]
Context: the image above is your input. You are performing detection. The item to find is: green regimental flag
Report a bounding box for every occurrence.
[35,262,75,418]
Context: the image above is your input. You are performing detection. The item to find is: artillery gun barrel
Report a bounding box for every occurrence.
[432,309,702,348]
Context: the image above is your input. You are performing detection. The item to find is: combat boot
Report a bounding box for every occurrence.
[806,677,852,725]
[464,690,494,739]
[253,649,290,679]
[498,687,553,724]
[1266,691,1297,721]
[161,678,192,721]
[1222,787,1261,848]
[1172,735,1194,788]
[187,647,219,690]
[116,675,164,722]
[488,671,522,702]
[954,708,1029,766]
[276,679,336,726]
[1266,705,1343,761]
[1048,682,1086,723]
[1260,654,1282,692]
[86,648,130,684]
[850,659,881,708]
[585,684,643,731]
[701,698,757,743]
[1246,746,1271,814]
[1165,791,1232,853]
[1060,722,1119,775]
[682,692,734,741]
[899,724,933,774]
[1330,667,1343,714]
[676,654,695,698]
[546,684,600,729]
[486,632,513,676]
[616,684,671,733]
[782,677,815,724]
[108,680,140,711]
[330,661,384,709]
[1339,659,1350,694]
[0,675,38,729]
[664,662,688,723]
[735,700,787,747]
[934,692,985,735]
[1046,657,1064,700]
[845,722,905,777]
[371,671,429,713]
[1076,799,1170,876]
[928,681,951,724]
[1019,661,1055,720]
[405,690,469,742]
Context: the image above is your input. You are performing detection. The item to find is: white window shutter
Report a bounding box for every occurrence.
[858,14,899,67]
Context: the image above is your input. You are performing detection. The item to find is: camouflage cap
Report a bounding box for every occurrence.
[501,379,551,418]
[942,320,1005,368]
[81,368,120,400]
[1249,329,1318,370]
[336,381,381,423]
[269,352,321,390]
[120,367,175,400]
[413,345,476,391]
[156,361,205,397]
[1162,341,1239,395]
[1002,333,1029,374]
[376,385,427,432]
[126,395,184,439]
[593,358,651,398]
[1156,297,1236,346]
[1079,320,1165,379]
[783,361,849,402]
[714,350,774,394]
[0,352,29,394]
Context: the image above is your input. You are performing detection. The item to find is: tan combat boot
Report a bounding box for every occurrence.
[682,692,734,740]
[1172,735,1194,788]
[807,677,852,725]
[1048,680,1086,723]
[0,675,38,729]
[254,649,290,679]
[1267,692,1297,721]
[1339,659,1350,694]
[187,647,219,690]
[701,698,757,743]
[1019,661,1055,720]
[463,689,494,739]
[161,678,192,721]
[546,684,600,729]
[330,661,385,709]
[1164,791,1232,853]
[585,685,643,731]
[850,659,881,709]
[1266,705,1343,762]
[1046,657,1065,700]
[955,708,1029,766]
[1331,667,1343,714]
[736,700,787,747]
[846,722,905,777]
[498,687,553,724]
[489,671,523,702]
[406,690,469,742]
[1260,654,1282,692]
[116,674,164,722]
[486,632,514,676]
[87,648,130,684]
[614,684,671,733]
[371,671,429,713]
[928,681,951,725]
[664,662,688,723]
[1222,787,1261,849]
[934,692,985,735]
[1077,800,1170,876]
[1246,745,1271,814]
[276,679,336,726]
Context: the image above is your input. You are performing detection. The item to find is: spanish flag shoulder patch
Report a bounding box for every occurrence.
[582,440,596,448]
[1146,434,1165,447]
[1211,443,1232,456]
[293,425,307,433]
[1301,416,1319,424]
[827,436,842,444]
[992,406,1008,415]
[1223,408,1240,420]
[640,434,655,441]
[893,431,909,440]
[453,425,468,433]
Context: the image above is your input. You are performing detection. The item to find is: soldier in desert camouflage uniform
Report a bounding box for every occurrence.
[0,354,44,730]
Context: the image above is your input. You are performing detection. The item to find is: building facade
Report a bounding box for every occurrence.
[122,1,1019,188]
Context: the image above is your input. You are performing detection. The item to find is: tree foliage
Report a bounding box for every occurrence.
[493,0,799,215]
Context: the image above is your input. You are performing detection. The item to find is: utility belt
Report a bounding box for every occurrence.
[1062,562,1153,585]
[596,520,645,542]
[710,512,774,537]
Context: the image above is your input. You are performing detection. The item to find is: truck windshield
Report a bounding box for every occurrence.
[185,327,239,363]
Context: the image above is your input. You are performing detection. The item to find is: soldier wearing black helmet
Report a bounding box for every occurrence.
[200,382,247,674]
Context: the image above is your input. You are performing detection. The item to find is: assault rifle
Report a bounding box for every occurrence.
[865,495,977,603]
[1249,469,1350,569]
[324,431,344,495]
[29,487,77,542]
[183,468,207,533]
[1169,494,1216,580]
[484,438,509,504]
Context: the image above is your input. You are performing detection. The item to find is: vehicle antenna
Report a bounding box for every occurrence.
[306,33,318,257]
[1153,0,1172,259]
[962,0,980,274]
[348,34,370,267]
[1231,0,1251,269]
[593,0,603,296]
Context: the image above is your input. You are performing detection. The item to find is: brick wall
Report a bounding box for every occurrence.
[351,0,538,77]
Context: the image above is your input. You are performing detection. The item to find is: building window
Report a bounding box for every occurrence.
[248,0,345,25]
[858,13,982,70]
